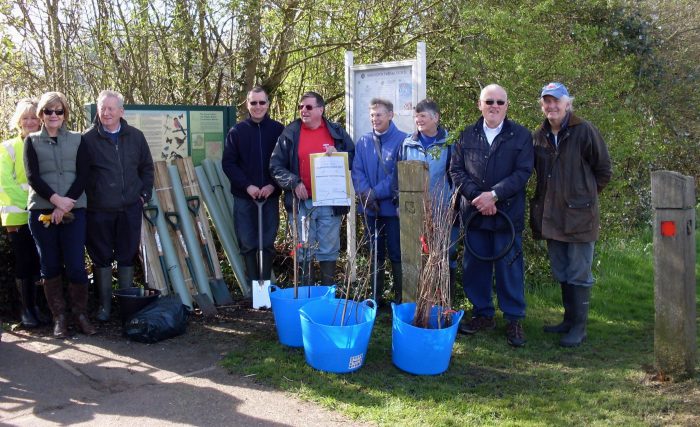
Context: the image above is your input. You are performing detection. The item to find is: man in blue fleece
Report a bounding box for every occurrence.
[352,98,406,303]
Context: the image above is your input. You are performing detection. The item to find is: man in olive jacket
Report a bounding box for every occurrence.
[530,82,612,347]
[83,90,154,321]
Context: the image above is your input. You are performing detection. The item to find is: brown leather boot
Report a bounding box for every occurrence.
[42,276,68,338]
[69,282,96,336]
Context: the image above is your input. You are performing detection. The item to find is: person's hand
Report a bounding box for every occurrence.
[49,194,75,213]
[259,184,275,199]
[359,190,379,212]
[246,185,261,199]
[325,146,337,156]
[471,191,497,216]
[51,207,65,224]
[294,182,308,200]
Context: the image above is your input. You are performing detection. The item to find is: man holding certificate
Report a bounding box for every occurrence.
[270,91,354,285]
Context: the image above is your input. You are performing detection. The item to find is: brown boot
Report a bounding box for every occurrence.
[42,276,68,338]
[69,282,96,336]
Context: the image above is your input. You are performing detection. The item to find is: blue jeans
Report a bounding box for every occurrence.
[296,199,341,262]
[233,196,279,257]
[462,230,525,321]
[86,201,143,268]
[546,240,595,287]
[364,215,400,265]
[29,208,88,284]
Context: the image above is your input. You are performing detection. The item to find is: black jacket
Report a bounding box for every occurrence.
[450,117,533,232]
[83,118,155,211]
[222,115,284,199]
[269,118,354,215]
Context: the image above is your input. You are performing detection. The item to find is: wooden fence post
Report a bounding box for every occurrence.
[398,160,428,302]
[651,170,696,380]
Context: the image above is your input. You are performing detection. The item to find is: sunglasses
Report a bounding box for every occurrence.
[43,108,64,116]
[249,100,267,106]
[298,104,317,111]
[484,99,506,106]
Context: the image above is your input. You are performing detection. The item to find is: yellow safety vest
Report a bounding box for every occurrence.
[0,135,31,226]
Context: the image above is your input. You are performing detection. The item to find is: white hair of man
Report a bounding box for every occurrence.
[97,90,125,109]
[539,94,575,112]
[479,84,508,101]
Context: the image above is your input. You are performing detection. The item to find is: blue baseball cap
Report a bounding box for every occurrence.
[540,82,570,99]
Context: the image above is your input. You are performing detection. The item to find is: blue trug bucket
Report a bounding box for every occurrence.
[299,298,377,373]
[268,285,335,347]
[391,302,464,375]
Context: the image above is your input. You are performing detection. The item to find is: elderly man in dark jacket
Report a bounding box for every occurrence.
[222,86,284,284]
[83,90,154,321]
[531,82,612,347]
[450,84,533,347]
[270,91,354,285]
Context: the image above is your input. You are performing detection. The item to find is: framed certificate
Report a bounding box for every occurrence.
[310,152,351,206]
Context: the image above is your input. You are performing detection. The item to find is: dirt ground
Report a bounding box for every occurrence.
[0,299,370,426]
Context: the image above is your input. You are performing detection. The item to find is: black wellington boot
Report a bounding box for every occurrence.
[318,261,336,286]
[243,253,259,282]
[16,278,39,328]
[116,266,135,290]
[94,267,114,322]
[29,278,51,324]
[560,285,591,347]
[544,282,574,333]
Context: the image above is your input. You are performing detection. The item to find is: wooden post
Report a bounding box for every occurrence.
[651,170,696,380]
[398,160,428,302]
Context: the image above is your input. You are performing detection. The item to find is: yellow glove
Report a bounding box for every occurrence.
[38,214,52,228]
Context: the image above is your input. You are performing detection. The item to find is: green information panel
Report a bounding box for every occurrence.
[189,110,225,165]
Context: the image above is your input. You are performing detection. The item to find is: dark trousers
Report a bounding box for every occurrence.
[462,230,525,321]
[364,215,401,265]
[233,196,279,258]
[7,224,41,280]
[86,201,143,268]
[29,208,88,284]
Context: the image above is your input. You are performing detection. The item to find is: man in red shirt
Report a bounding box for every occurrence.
[270,92,354,284]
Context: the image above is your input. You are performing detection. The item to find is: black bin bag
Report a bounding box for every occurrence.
[124,295,188,343]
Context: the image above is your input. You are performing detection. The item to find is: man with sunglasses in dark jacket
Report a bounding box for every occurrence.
[450,84,533,347]
[270,91,354,285]
[222,86,284,284]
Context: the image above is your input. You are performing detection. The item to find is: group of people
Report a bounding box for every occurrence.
[223,82,611,349]
[1,90,154,338]
[2,81,610,350]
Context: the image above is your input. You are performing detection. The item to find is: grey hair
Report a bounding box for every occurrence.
[370,98,393,112]
[540,95,575,112]
[415,98,440,117]
[97,90,125,109]
[479,84,508,101]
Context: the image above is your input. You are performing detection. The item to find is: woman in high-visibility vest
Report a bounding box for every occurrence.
[0,98,49,328]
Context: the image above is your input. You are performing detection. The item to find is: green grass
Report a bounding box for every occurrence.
[222,230,700,426]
